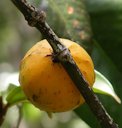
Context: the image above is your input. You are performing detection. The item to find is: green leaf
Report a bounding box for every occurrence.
[91,42,122,127]
[46,0,92,52]
[75,104,100,128]
[87,0,122,73]
[87,1,122,126]
[6,84,27,106]
[22,102,42,122]
[93,70,121,104]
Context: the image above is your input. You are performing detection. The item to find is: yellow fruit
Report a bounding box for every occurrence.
[19,38,95,113]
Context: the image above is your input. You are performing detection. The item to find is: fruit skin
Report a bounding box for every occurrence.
[19,38,95,113]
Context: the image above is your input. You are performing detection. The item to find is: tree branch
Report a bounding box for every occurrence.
[11,0,119,128]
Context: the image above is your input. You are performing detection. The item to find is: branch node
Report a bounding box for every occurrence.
[27,10,46,27]
[52,47,73,64]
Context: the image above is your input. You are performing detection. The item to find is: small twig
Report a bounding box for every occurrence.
[16,105,22,128]
[0,96,9,126]
[11,0,119,128]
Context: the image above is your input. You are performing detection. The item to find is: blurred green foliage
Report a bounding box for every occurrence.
[0,0,122,128]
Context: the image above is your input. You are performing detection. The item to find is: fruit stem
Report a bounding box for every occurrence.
[11,0,119,128]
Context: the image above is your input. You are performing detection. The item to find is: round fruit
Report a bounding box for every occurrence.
[19,38,95,113]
